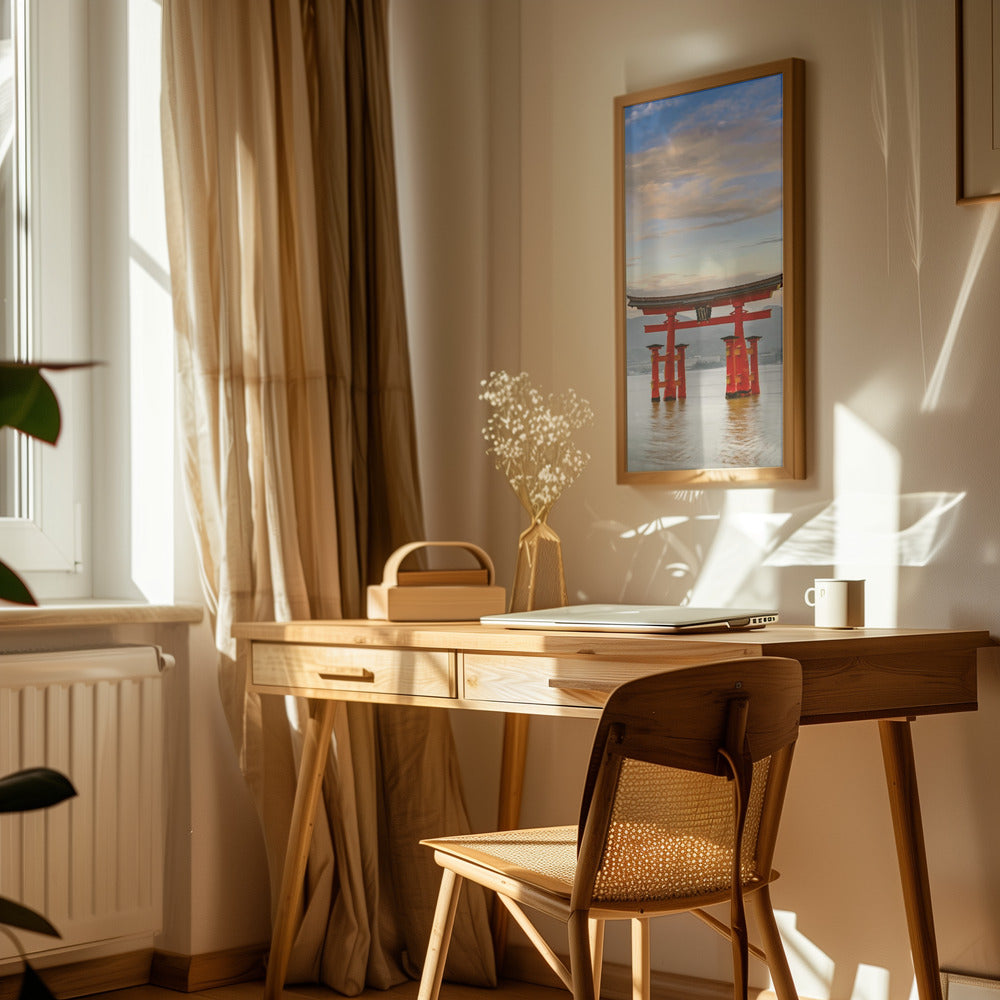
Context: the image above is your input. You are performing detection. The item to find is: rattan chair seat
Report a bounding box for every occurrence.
[423,810,772,906]
[423,825,578,896]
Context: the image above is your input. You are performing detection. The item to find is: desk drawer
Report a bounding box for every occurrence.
[463,654,659,710]
[253,643,456,698]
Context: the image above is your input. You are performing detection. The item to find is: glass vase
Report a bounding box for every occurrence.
[509,518,567,611]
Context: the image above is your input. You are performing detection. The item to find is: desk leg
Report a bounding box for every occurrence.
[491,713,530,968]
[878,719,944,1000]
[264,699,337,1000]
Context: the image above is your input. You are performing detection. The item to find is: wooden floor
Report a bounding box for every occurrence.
[99,980,564,1000]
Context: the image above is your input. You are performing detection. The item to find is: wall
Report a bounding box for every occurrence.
[390,2,1000,999]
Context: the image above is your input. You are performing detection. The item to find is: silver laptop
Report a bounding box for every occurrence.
[481,603,779,634]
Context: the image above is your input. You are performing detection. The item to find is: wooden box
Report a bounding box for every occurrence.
[366,541,506,621]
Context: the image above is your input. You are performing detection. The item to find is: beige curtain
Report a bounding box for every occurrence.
[160,0,495,993]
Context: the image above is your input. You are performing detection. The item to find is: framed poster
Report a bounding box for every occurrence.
[615,58,805,485]
[956,0,1000,203]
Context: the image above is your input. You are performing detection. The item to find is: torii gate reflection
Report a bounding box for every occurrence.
[628,274,782,402]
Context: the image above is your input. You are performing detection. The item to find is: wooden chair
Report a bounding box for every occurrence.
[416,657,803,1000]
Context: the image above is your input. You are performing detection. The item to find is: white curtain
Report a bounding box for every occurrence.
[160,0,496,992]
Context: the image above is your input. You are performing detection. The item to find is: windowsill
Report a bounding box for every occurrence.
[0,600,204,629]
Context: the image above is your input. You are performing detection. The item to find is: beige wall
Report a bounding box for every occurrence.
[391,1,1000,998]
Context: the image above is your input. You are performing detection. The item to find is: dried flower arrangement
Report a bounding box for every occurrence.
[479,370,593,610]
[479,370,594,524]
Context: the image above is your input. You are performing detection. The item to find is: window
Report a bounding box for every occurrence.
[0,0,23,517]
[0,0,91,600]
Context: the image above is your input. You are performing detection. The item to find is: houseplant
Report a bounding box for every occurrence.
[0,767,76,1000]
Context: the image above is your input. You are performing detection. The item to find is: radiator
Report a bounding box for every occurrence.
[0,646,168,959]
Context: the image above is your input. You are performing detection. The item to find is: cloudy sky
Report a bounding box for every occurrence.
[624,72,784,300]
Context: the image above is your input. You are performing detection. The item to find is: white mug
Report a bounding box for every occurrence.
[804,578,865,628]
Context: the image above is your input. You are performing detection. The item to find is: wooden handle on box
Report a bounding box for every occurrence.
[380,541,496,586]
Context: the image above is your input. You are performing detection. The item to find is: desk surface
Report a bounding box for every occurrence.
[234,620,991,725]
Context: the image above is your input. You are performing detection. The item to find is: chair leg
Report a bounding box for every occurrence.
[589,918,606,998]
[631,918,650,1000]
[749,886,798,1000]
[568,910,597,1000]
[418,867,464,1000]
[732,914,749,1000]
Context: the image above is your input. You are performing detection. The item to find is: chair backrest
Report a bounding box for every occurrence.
[572,656,802,910]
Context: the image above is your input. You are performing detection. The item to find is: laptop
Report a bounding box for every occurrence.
[481,603,779,634]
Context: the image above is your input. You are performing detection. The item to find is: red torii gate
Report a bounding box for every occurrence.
[628,274,782,402]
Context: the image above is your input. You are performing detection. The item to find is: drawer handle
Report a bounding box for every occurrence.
[317,668,375,683]
[547,677,618,694]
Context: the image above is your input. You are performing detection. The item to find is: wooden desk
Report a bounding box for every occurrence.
[233,620,991,1000]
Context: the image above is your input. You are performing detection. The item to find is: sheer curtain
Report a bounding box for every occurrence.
[160,0,495,993]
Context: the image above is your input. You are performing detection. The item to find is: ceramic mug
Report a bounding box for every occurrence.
[804,578,865,628]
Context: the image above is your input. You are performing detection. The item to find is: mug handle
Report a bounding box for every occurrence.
[804,586,816,607]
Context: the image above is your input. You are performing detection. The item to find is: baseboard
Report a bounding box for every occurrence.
[0,939,772,1000]
[150,943,268,992]
[0,943,269,998]
[503,942,769,1000]
[0,949,153,1000]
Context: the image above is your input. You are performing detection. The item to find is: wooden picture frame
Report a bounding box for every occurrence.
[956,0,1000,203]
[615,58,805,485]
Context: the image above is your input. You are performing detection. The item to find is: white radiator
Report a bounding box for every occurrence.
[0,646,168,959]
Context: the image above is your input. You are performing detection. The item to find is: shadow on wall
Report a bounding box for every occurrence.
[580,484,964,617]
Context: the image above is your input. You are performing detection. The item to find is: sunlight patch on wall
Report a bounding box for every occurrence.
[922,203,999,412]
[686,489,784,607]
[774,909,835,1000]
[869,0,890,273]
[763,492,964,570]
[615,491,963,614]
[619,515,689,538]
[614,489,964,611]
[833,404,900,626]
[901,0,926,390]
[612,407,962,616]
[851,964,891,1000]
[772,912,894,1000]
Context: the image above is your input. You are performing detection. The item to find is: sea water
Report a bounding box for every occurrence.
[625,362,783,472]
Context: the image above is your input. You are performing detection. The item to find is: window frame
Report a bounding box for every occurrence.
[0,0,91,600]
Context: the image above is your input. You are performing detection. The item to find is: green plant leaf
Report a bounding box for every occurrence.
[0,561,36,606]
[0,898,60,938]
[0,365,61,444]
[0,361,98,444]
[0,768,76,813]
[19,961,58,1000]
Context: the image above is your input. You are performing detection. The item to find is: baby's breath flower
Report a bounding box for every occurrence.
[479,370,593,522]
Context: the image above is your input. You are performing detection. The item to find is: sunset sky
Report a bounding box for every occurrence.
[623,71,784,301]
